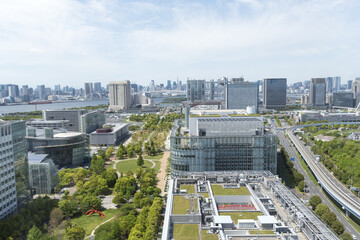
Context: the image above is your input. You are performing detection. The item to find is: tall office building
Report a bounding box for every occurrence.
[187,80,205,102]
[333,76,341,92]
[347,80,353,90]
[94,82,101,92]
[263,78,287,109]
[325,77,333,93]
[21,85,29,102]
[0,121,27,220]
[352,79,360,93]
[37,85,46,100]
[109,81,132,111]
[310,78,326,106]
[225,81,258,112]
[167,80,171,90]
[7,85,18,102]
[84,82,93,99]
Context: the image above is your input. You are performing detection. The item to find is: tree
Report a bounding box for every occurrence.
[137,154,144,167]
[331,220,344,235]
[297,180,305,192]
[321,211,336,226]
[48,208,63,233]
[321,124,326,129]
[91,155,105,175]
[340,232,354,240]
[105,146,114,160]
[27,226,43,240]
[66,224,85,240]
[125,190,132,201]
[113,193,126,205]
[97,149,106,160]
[116,147,124,159]
[127,146,134,158]
[315,204,330,217]
[132,192,143,207]
[150,145,156,156]
[134,143,142,154]
[95,177,110,195]
[80,195,102,213]
[59,200,78,218]
[101,168,118,187]
[293,171,304,184]
[309,195,322,210]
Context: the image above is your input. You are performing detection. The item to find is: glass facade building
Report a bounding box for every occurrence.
[27,129,89,168]
[170,117,277,177]
[263,78,287,109]
[11,121,30,204]
[225,81,259,112]
[28,153,59,194]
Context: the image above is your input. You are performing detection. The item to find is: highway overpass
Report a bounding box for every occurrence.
[287,122,360,221]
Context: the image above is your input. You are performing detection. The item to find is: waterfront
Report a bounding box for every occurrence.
[0,100,109,114]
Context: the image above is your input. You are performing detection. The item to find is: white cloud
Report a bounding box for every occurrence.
[0,0,359,86]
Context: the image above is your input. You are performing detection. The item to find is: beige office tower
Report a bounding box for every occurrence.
[109,81,132,111]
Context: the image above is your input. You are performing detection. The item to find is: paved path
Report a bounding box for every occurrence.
[156,151,170,195]
[85,216,115,239]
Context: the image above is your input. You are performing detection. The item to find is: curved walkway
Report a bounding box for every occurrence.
[85,216,115,239]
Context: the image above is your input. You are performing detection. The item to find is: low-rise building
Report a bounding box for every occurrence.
[28,153,59,194]
[161,172,337,240]
[26,128,89,168]
[296,110,360,123]
[26,120,69,129]
[43,109,105,134]
[90,123,129,146]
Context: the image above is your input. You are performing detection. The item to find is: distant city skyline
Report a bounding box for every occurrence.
[0,0,359,87]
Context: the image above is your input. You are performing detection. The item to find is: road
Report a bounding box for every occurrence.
[272,119,360,238]
[287,126,360,216]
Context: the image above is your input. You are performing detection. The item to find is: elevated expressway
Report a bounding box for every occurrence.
[287,123,360,221]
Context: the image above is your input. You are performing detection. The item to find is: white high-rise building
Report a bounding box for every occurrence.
[109,81,132,111]
[0,121,18,220]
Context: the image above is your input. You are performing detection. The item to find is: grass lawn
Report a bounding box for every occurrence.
[173,224,199,240]
[211,185,250,195]
[116,159,153,173]
[219,211,263,222]
[172,195,197,214]
[201,230,218,240]
[151,160,161,173]
[249,230,275,235]
[71,209,119,236]
[144,154,164,160]
[180,185,195,194]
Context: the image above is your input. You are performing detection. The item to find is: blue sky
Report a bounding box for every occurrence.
[0,0,359,88]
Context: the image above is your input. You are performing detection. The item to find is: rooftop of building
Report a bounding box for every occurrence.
[27,120,69,124]
[26,127,84,139]
[28,152,49,163]
[161,171,338,240]
[109,80,130,84]
[90,123,129,134]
